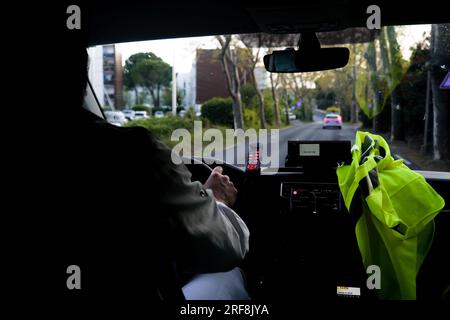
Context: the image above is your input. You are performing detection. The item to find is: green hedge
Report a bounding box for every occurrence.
[132,104,152,114]
[244,109,259,128]
[124,116,193,147]
[201,97,234,126]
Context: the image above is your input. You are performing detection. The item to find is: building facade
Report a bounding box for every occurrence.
[195,49,270,105]
[87,44,124,109]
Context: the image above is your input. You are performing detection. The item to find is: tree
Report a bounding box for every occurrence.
[396,38,431,145]
[270,72,281,127]
[379,26,405,141]
[240,83,257,108]
[216,35,245,129]
[365,40,383,132]
[285,74,305,121]
[350,44,361,123]
[430,24,450,160]
[239,34,301,128]
[278,74,292,125]
[124,52,148,105]
[240,35,266,128]
[162,87,184,107]
[124,52,172,108]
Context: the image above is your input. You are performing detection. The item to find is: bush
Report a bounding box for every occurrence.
[263,89,275,126]
[244,108,259,128]
[184,107,197,121]
[240,84,258,108]
[124,116,193,147]
[201,97,234,126]
[132,104,152,115]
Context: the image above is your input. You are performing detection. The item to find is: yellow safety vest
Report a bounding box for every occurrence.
[336,131,445,299]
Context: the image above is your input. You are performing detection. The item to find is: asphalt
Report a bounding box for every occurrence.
[221,112,421,170]
[224,114,360,169]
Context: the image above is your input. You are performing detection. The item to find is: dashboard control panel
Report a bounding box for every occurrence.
[280,182,342,213]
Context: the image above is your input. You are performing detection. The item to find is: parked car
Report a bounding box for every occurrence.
[288,112,297,120]
[104,111,127,127]
[322,113,342,129]
[122,109,135,121]
[134,111,149,120]
[154,111,164,118]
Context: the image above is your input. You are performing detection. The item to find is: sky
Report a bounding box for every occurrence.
[115,25,431,75]
[118,36,218,74]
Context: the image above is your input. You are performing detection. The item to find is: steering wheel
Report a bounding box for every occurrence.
[182,156,212,184]
[182,157,248,211]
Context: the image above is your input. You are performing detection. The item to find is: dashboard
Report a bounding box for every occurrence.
[235,165,450,300]
[189,141,450,300]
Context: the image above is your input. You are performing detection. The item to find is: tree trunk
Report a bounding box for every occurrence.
[284,90,290,125]
[217,35,244,129]
[156,84,161,107]
[279,75,290,125]
[390,87,404,141]
[270,73,281,127]
[296,74,313,122]
[385,26,405,141]
[229,57,245,130]
[351,45,357,123]
[249,71,266,128]
[366,41,381,133]
[248,44,266,128]
[147,86,157,107]
[422,71,432,154]
[372,92,382,133]
[257,89,266,128]
[430,24,450,160]
[134,88,139,105]
[284,99,290,125]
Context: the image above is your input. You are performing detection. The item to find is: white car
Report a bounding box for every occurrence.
[104,111,127,127]
[154,111,164,118]
[122,109,135,120]
[288,112,296,120]
[134,111,149,120]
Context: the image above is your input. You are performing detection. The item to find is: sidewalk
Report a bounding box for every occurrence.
[380,133,450,172]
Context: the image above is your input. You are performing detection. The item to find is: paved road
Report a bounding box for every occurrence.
[222,112,420,169]
[275,119,360,167]
[224,113,360,168]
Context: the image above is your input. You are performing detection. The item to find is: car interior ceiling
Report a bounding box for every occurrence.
[84,1,448,46]
[75,1,450,302]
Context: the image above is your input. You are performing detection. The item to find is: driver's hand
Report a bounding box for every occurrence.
[203,166,237,208]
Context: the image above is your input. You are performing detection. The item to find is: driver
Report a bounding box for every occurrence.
[57,34,250,301]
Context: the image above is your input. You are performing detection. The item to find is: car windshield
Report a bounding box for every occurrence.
[88,24,450,171]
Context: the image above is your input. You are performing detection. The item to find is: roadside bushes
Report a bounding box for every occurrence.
[132,104,152,115]
[125,115,193,147]
[201,97,234,126]
[244,109,259,128]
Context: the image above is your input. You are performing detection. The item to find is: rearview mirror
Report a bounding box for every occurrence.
[264,47,349,73]
[263,32,350,73]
